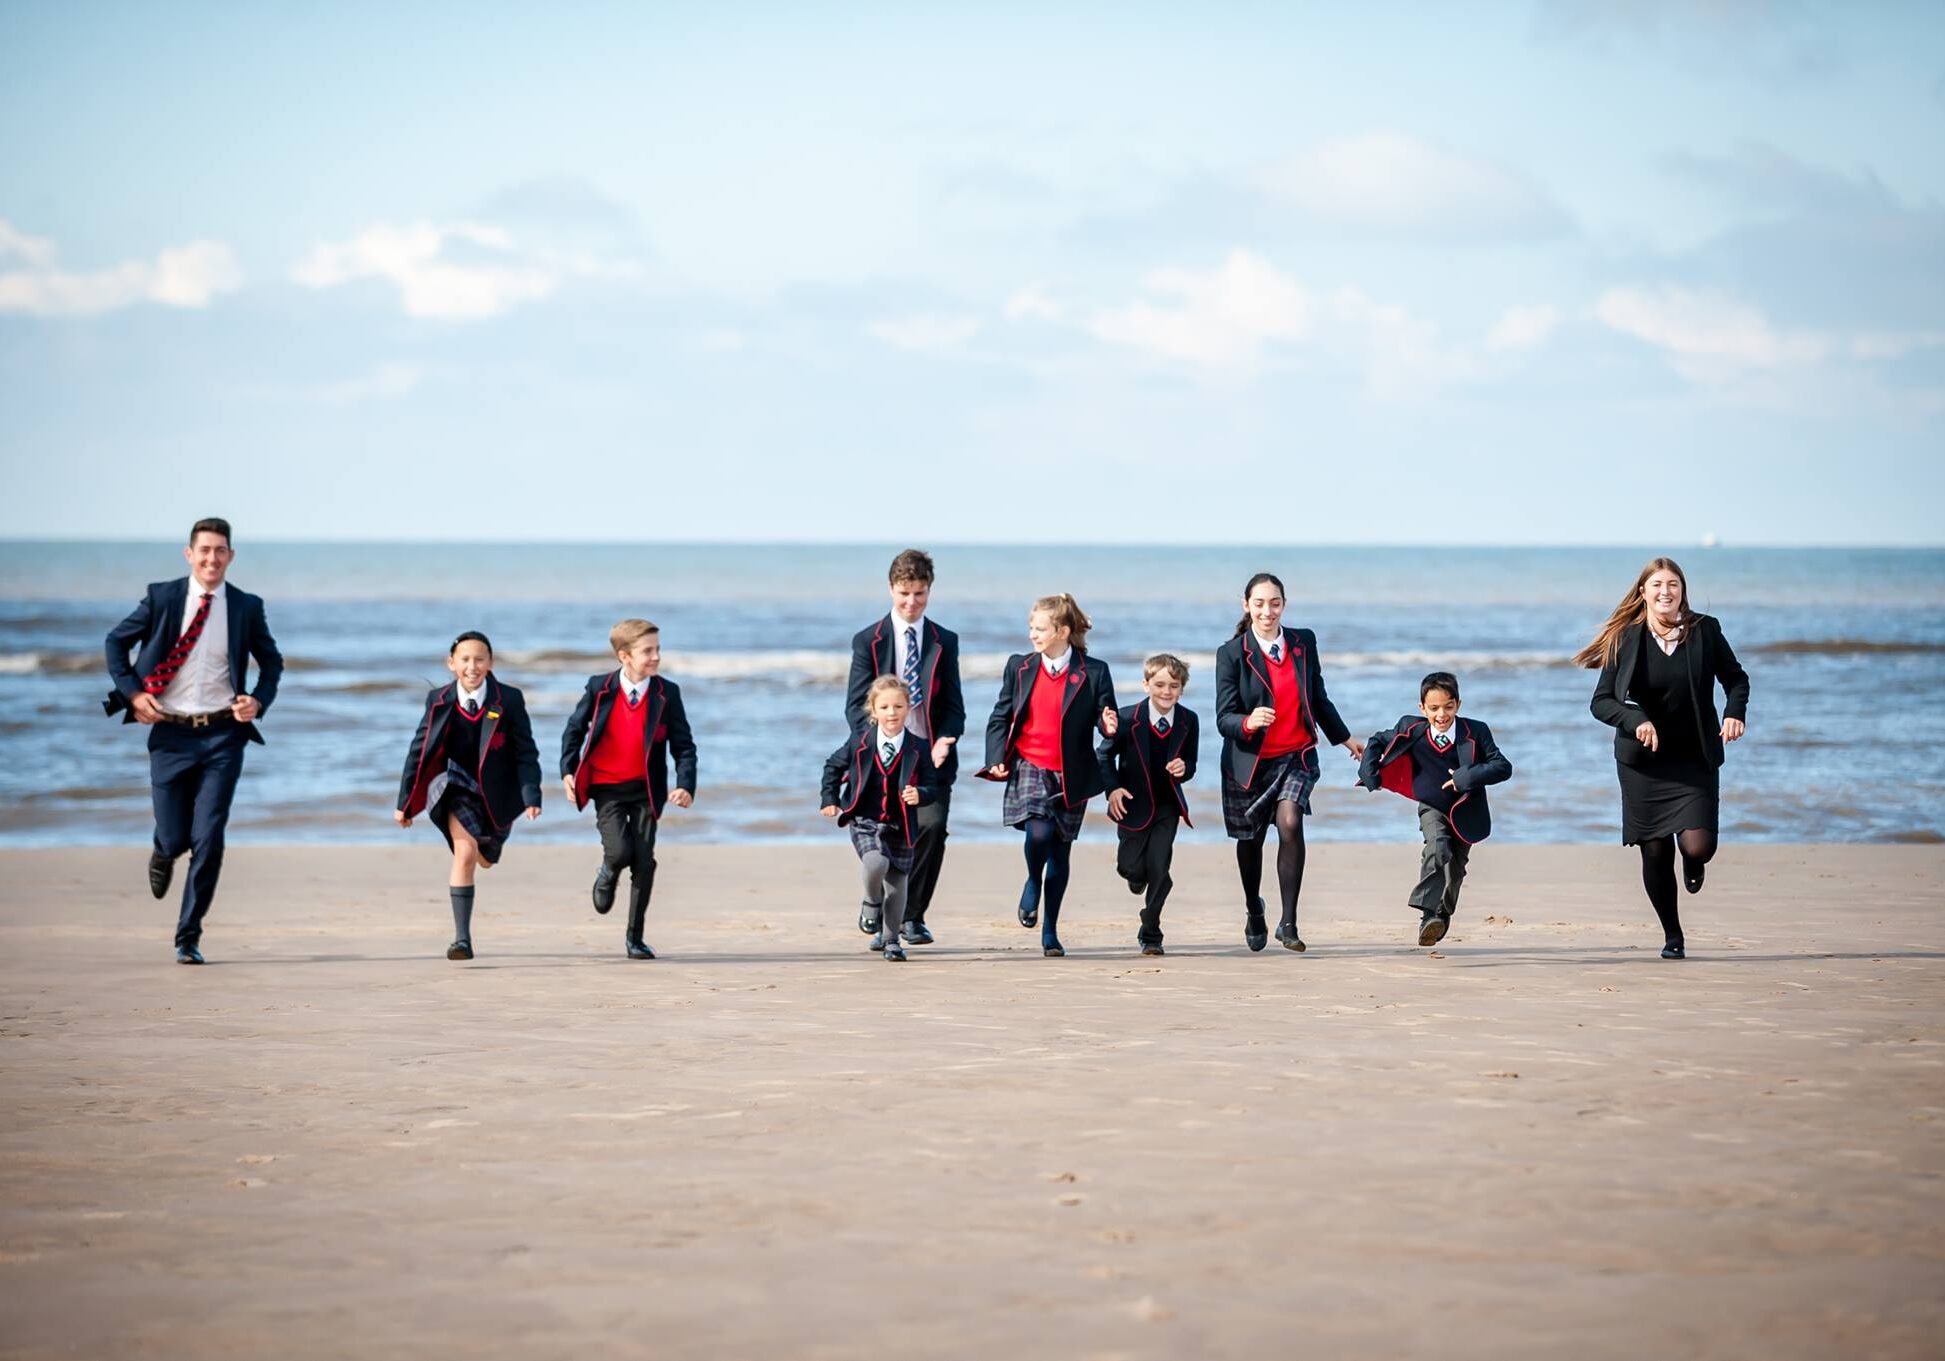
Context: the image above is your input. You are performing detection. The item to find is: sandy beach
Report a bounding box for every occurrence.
[1,842,1941,1359]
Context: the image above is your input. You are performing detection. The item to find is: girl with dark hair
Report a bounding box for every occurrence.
[1578,558,1749,959]
[1213,573,1362,953]
[395,631,543,960]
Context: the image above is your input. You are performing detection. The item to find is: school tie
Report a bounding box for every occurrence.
[466,698,480,716]
[1433,730,1451,751]
[142,592,213,694]
[1154,715,1171,736]
[1268,641,1281,663]
[882,740,896,765]
[902,626,923,705]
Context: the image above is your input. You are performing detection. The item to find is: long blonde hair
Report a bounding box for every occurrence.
[1573,557,1697,670]
[1032,593,1092,648]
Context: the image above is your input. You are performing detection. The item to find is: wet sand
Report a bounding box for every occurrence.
[1,843,1941,1359]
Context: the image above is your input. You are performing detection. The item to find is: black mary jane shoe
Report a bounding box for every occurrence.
[626,940,656,960]
[1660,941,1686,960]
[1683,863,1705,895]
[446,939,473,961]
[1140,942,1165,957]
[1275,920,1307,953]
[900,921,935,947]
[592,866,617,914]
[174,944,204,965]
[149,851,175,900]
[1417,912,1448,948]
[1042,937,1065,958]
[1245,897,1268,953]
[883,941,907,962]
[859,901,883,935]
[1018,878,1041,929]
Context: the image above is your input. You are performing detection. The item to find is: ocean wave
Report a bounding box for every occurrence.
[1751,639,1945,656]
[0,650,329,677]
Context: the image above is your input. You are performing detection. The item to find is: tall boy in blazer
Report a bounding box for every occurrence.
[844,548,965,945]
[1097,654,1199,956]
[102,517,283,964]
[561,618,697,959]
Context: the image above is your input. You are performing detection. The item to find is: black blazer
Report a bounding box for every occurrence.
[1213,627,1350,789]
[1590,616,1750,770]
[397,675,544,830]
[980,649,1118,804]
[103,578,284,744]
[560,671,699,817]
[845,615,966,785]
[1095,702,1198,831]
[1357,715,1512,844]
[820,728,939,841]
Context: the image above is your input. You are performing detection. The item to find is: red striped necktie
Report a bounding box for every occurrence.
[143,592,214,694]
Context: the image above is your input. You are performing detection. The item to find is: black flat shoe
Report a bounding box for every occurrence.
[1126,877,1146,895]
[1661,941,1686,960]
[859,900,882,935]
[1683,863,1705,895]
[1275,920,1307,953]
[149,851,174,900]
[1140,942,1164,957]
[900,921,935,946]
[883,941,907,962]
[1245,897,1268,952]
[1042,941,1065,958]
[626,940,656,960]
[446,939,473,961]
[1417,911,1448,947]
[1018,878,1041,929]
[592,866,617,914]
[174,944,204,965]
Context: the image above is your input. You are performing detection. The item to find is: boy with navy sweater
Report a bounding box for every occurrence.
[1097,654,1199,956]
[1357,671,1513,947]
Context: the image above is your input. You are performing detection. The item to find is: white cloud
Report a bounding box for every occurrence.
[1090,249,1311,370]
[1849,330,1945,360]
[1254,132,1569,240]
[0,217,241,316]
[1595,286,1829,383]
[292,222,557,320]
[1004,284,1063,323]
[1485,304,1561,351]
[866,314,981,351]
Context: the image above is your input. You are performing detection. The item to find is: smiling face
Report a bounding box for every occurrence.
[1420,687,1460,730]
[618,635,660,683]
[1246,581,1285,637]
[889,578,930,624]
[1027,609,1070,656]
[871,685,910,735]
[447,639,492,691]
[183,531,233,591]
[1640,568,1686,622]
[1144,670,1184,712]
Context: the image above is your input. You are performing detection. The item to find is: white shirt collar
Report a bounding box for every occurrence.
[1429,720,1456,744]
[457,680,487,709]
[1253,629,1284,659]
[1041,647,1072,675]
[894,612,925,639]
[621,671,652,703]
[875,725,906,758]
[1147,700,1176,728]
[190,578,224,600]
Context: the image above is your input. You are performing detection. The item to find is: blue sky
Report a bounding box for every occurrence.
[2,1,1942,544]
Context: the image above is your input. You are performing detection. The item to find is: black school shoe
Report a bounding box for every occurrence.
[859,900,882,935]
[1684,862,1705,895]
[1139,939,1165,957]
[1018,878,1041,928]
[1245,897,1268,952]
[1275,920,1307,953]
[174,944,204,965]
[626,939,656,960]
[883,940,907,962]
[1417,911,1449,947]
[592,866,617,914]
[900,921,935,946]
[1661,940,1686,960]
[149,851,175,900]
[446,939,473,961]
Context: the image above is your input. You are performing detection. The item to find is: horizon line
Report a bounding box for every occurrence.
[3,536,1943,552]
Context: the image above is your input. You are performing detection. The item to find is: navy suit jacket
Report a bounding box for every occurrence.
[1096,702,1198,831]
[1357,715,1513,844]
[103,578,284,744]
[845,615,966,785]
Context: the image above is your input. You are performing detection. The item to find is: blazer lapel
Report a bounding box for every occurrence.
[159,578,190,653]
[1242,632,1273,700]
[642,676,668,745]
[1057,651,1088,722]
[477,677,503,776]
[224,583,246,693]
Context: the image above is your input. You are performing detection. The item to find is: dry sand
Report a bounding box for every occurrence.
[1,842,1941,1360]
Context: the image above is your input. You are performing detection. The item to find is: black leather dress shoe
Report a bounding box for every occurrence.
[1417,911,1448,947]
[1018,878,1041,928]
[900,921,935,946]
[1661,940,1686,960]
[174,944,204,965]
[592,866,617,914]
[1140,942,1165,957]
[446,939,473,961]
[1245,897,1268,952]
[1684,863,1705,895]
[883,940,907,962]
[149,852,174,900]
[1275,920,1307,953]
[626,939,656,960]
[1042,939,1065,958]
[1126,877,1146,895]
[859,901,882,935]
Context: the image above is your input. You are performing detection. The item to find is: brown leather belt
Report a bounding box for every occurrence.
[157,709,239,728]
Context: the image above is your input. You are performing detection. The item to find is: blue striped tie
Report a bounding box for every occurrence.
[902,626,923,706]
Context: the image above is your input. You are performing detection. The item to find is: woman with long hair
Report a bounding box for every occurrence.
[1576,558,1750,959]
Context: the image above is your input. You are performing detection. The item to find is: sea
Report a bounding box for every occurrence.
[2,542,1940,847]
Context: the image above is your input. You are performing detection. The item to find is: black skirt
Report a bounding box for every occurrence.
[1618,758,1718,845]
[429,764,509,865]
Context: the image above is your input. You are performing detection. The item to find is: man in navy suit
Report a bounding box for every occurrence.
[104,518,283,963]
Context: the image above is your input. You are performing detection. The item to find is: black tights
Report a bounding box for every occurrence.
[1023,818,1072,924]
[1637,830,1718,944]
[1235,800,1307,926]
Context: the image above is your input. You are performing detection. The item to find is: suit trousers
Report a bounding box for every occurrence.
[594,790,659,917]
[1408,803,1470,916]
[1116,815,1179,944]
[148,722,249,948]
[903,787,950,924]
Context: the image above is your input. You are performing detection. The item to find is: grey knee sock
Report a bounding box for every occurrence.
[450,885,475,941]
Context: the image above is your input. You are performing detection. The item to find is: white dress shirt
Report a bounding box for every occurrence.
[622,673,652,706]
[456,680,488,714]
[1428,722,1456,750]
[893,614,930,739]
[1041,648,1072,677]
[1147,700,1177,733]
[875,725,907,765]
[1254,630,1285,663]
[1650,623,1683,656]
[157,581,234,716]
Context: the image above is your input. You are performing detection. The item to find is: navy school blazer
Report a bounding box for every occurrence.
[1095,702,1198,831]
[1590,616,1750,771]
[397,675,544,830]
[819,728,939,841]
[560,671,699,817]
[102,578,284,743]
[1357,715,1512,845]
[844,615,967,784]
[980,649,1118,805]
[1213,627,1351,789]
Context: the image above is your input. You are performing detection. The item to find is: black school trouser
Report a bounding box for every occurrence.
[1408,803,1469,917]
[902,786,950,925]
[1116,815,1179,945]
[148,721,250,949]
[593,786,658,923]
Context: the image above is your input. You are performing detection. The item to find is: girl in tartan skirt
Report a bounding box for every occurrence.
[1213,574,1364,954]
[979,594,1118,957]
[821,676,939,963]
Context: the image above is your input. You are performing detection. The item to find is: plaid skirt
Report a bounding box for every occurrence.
[429,764,508,865]
[1002,759,1086,842]
[847,817,916,874]
[1221,748,1319,839]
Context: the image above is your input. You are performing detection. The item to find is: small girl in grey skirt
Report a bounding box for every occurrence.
[822,675,939,962]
